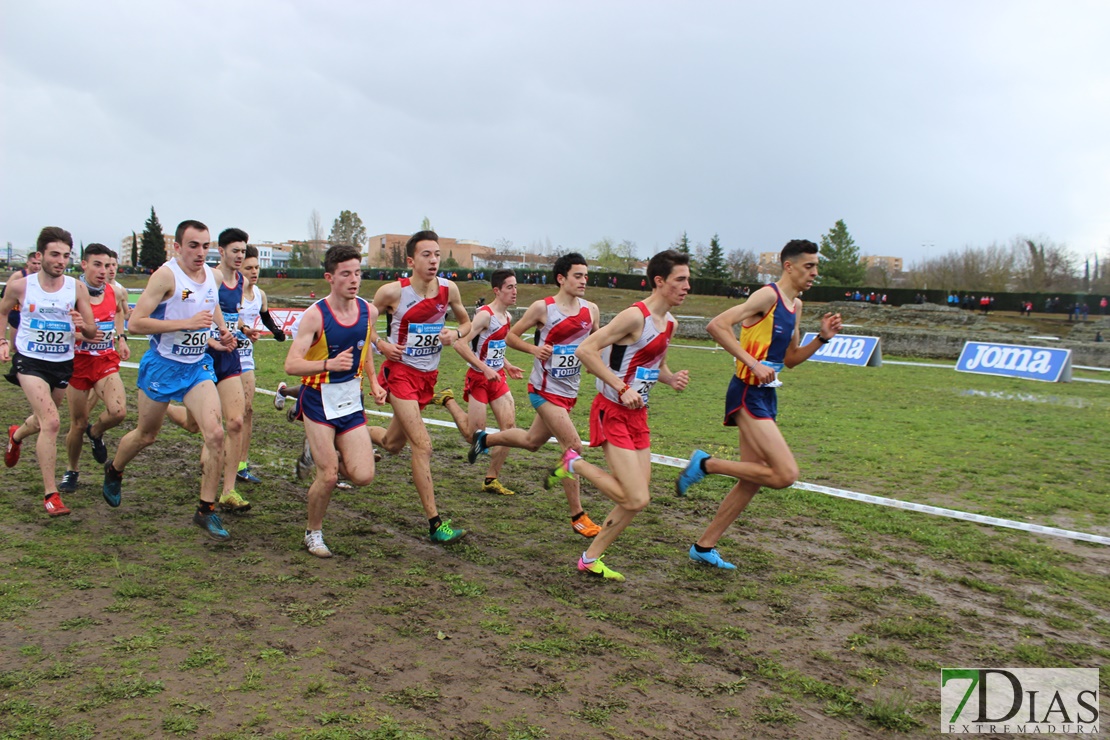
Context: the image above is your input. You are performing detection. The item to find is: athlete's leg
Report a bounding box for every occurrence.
[214,376,245,496]
[181,381,226,504]
[699,412,799,490]
[483,411,550,452]
[437,392,471,442]
[112,390,169,470]
[583,445,652,560]
[239,370,255,468]
[17,376,65,492]
[64,385,93,471]
[90,372,127,437]
[390,398,439,517]
[335,427,375,488]
[696,416,797,547]
[164,404,200,433]
[535,403,598,516]
[484,393,517,480]
[303,419,339,531]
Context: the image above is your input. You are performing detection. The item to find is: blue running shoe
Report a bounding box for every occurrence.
[675,449,710,496]
[102,461,123,508]
[689,544,736,570]
[236,465,262,484]
[467,430,488,465]
[193,510,230,541]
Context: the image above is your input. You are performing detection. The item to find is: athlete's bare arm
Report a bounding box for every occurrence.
[440,281,471,348]
[783,301,842,368]
[706,286,779,385]
[506,299,550,361]
[576,306,646,409]
[371,281,403,362]
[658,354,690,391]
[362,304,387,405]
[127,267,201,335]
[114,287,131,361]
[283,305,328,377]
[0,279,24,361]
[71,282,100,340]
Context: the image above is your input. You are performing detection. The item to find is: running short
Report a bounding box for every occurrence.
[724,375,777,423]
[137,351,217,403]
[297,385,367,435]
[378,360,437,408]
[5,351,73,390]
[208,347,242,382]
[69,352,121,391]
[588,393,650,451]
[463,368,510,404]
[527,384,577,411]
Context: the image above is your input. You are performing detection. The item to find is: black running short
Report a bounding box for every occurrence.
[5,351,74,390]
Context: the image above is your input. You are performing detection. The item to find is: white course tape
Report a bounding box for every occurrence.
[116,363,1109,545]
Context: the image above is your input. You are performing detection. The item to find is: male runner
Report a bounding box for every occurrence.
[369,230,472,543]
[164,228,251,512]
[3,249,42,333]
[285,244,386,557]
[60,244,131,493]
[548,249,690,581]
[235,244,286,483]
[467,252,602,537]
[675,239,842,568]
[102,220,238,541]
[452,269,524,495]
[1,227,100,516]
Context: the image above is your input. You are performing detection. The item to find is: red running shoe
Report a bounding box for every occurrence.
[44,492,71,517]
[5,424,20,468]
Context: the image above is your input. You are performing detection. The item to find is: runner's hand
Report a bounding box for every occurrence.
[0,342,9,363]
[534,344,553,362]
[329,346,355,372]
[377,339,403,362]
[619,385,644,409]
[184,310,214,330]
[820,312,843,338]
[750,362,776,385]
[505,363,524,380]
[244,326,262,342]
[69,309,87,333]
[483,366,500,382]
[439,327,457,347]
[218,327,237,351]
[669,369,690,391]
[370,381,388,405]
[118,338,131,361]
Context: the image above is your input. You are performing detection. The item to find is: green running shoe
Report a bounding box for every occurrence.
[430,519,466,543]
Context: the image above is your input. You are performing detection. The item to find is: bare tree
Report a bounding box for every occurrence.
[725,247,758,282]
[308,209,325,243]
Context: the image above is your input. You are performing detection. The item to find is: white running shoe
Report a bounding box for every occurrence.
[304,530,332,558]
[274,382,287,411]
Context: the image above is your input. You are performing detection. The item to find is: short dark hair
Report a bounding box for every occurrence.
[175,220,209,244]
[244,245,259,260]
[218,227,249,248]
[406,230,439,258]
[647,249,689,286]
[552,252,588,284]
[108,250,118,260]
[37,226,73,253]
[82,243,113,260]
[491,269,516,289]
[780,239,818,265]
[324,244,362,274]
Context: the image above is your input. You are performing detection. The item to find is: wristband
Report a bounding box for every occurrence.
[817,335,831,344]
[618,384,632,397]
[456,328,463,339]
[323,358,328,372]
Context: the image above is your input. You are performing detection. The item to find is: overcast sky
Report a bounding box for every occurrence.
[2,1,1109,266]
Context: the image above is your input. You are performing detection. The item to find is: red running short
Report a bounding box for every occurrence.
[69,352,121,391]
[463,368,510,404]
[378,360,438,409]
[588,393,650,451]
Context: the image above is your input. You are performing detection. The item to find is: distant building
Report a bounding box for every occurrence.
[862,255,904,272]
[363,234,495,269]
[119,233,174,267]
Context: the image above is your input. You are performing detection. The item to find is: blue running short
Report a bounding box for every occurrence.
[297,385,367,435]
[724,374,777,424]
[208,347,242,382]
[137,351,217,403]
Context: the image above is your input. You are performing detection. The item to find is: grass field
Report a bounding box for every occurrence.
[1,326,1107,738]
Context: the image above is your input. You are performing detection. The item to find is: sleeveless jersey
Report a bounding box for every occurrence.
[236,285,263,367]
[300,298,372,389]
[597,302,675,406]
[217,272,246,340]
[75,283,119,359]
[148,259,220,364]
[735,283,796,385]
[470,305,510,370]
[14,273,77,361]
[387,277,450,372]
[527,296,593,399]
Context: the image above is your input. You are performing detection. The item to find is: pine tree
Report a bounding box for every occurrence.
[328,210,367,249]
[699,233,729,280]
[131,231,138,267]
[673,231,691,254]
[818,219,865,285]
[140,207,167,270]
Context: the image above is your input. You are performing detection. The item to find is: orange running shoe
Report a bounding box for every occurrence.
[44,492,71,517]
[571,511,601,538]
[5,424,20,468]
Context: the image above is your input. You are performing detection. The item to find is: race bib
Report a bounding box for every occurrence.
[759,360,784,388]
[321,378,363,420]
[485,339,506,369]
[550,344,580,378]
[26,317,72,355]
[632,366,659,404]
[81,319,116,352]
[404,323,444,358]
[172,329,210,356]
